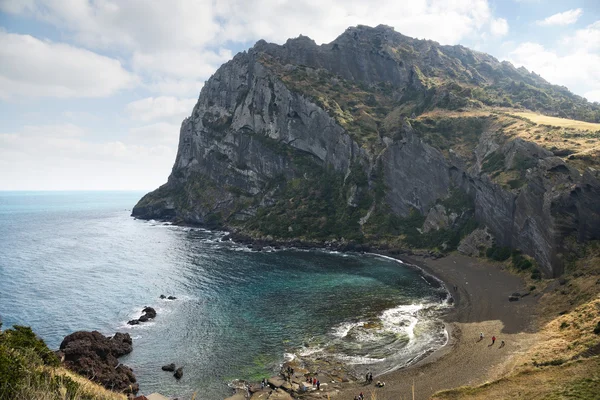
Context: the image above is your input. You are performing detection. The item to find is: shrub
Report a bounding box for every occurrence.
[486,245,511,261]
[531,268,542,280]
[512,251,533,270]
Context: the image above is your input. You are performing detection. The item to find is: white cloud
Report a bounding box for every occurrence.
[585,90,600,104]
[0,0,220,52]
[560,20,600,52]
[0,123,175,190]
[214,0,495,46]
[128,122,182,145]
[2,0,502,49]
[536,8,582,26]
[0,0,509,99]
[126,97,196,122]
[0,31,136,99]
[507,42,600,102]
[490,18,509,37]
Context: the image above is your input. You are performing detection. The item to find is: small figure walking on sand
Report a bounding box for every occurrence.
[492,335,496,345]
[479,332,484,342]
[317,380,320,390]
[500,340,505,348]
[366,372,370,383]
[369,372,373,383]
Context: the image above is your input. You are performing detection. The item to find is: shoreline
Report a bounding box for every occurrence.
[136,221,539,399]
[223,250,536,400]
[334,253,539,400]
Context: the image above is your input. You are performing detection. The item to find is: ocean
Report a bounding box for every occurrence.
[0,191,448,399]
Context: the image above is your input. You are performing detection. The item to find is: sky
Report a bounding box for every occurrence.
[0,0,599,191]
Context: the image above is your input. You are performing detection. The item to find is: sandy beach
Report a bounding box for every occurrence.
[337,253,540,400]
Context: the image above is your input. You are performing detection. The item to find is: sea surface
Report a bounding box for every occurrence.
[0,191,448,399]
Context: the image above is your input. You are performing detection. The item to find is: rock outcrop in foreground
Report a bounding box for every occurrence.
[133,24,600,277]
[58,331,138,394]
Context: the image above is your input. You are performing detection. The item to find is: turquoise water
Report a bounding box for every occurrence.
[0,191,447,399]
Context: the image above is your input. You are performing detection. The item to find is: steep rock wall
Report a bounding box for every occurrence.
[133,26,600,277]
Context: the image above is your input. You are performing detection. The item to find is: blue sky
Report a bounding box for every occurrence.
[0,0,599,190]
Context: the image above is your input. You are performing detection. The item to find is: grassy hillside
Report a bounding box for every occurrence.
[0,325,125,400]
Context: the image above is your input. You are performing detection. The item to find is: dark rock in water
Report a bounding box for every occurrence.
[162,363,176,372]
[138,315,149,322]
[174,367,183,379]
[512,292,522,297]
[160,294,166,299]
[59,331,137,394]
[127,319,140,325]
[509,296,520,302]
[142,307,157,319]
[167,296,177,300]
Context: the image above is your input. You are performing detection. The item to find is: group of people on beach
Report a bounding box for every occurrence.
[479,332,505,347]
[306,376,320,390]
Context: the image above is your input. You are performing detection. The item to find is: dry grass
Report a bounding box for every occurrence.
[432,358,600,400]
[512,112,600,132]
[4,366,127,400]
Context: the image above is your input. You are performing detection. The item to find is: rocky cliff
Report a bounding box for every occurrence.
[133,25,600,277]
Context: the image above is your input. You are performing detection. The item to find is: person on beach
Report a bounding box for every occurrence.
[492,335,496,345]
[500,340,505,348]
[366,372,370,383]
[369,372,373,383]
[479,332,484,341]
[316,380,320,390]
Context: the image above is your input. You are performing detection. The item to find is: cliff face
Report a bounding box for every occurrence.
[133,25,600,277]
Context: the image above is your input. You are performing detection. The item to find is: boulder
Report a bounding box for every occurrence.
[226,394,248,400]
[142,307,157,319]
[161,363,176,372]
[167,296,177,300]
[458,227,494,257]
[265,390,293,400]
[159,295,166,299]
[174,367,183,379]
[138,315,149,322]
[127,319,140,325]
[59,331,137,394]
[267,376,286,388]
[509,296,519,302]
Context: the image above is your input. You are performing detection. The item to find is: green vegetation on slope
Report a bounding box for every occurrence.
[363,188,478,252]
[243,160,372,241]
[0,324,124,400]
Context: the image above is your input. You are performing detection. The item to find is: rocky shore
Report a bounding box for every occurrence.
[57,330,139,395]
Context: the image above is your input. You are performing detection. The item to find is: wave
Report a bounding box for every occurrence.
[288,299,449,375]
